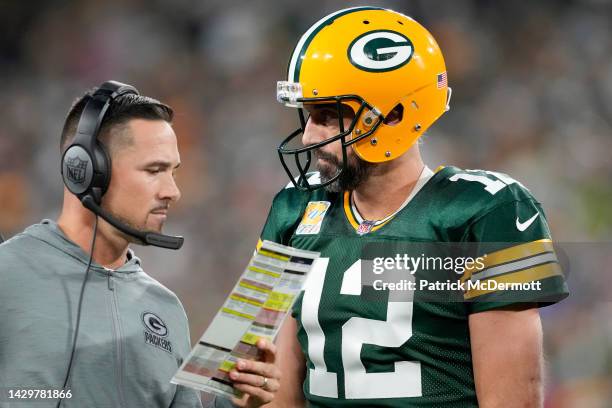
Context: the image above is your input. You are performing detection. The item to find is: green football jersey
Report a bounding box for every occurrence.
[259,166,568,407]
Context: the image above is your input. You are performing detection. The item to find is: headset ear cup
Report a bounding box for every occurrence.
[92,141,112,202]
[61,145,95,197]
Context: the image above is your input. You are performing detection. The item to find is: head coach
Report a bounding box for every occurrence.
[0,81,280,408]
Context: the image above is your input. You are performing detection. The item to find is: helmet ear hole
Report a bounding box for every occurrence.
[384,103,404,126]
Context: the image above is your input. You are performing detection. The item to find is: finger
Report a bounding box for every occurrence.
[230,370,280,392]
[230,394,248,407]
[235,359,281,380]
[230,370,265,388]
[233,383,274,404]
[256,339,277,362]
[265,379,280,393]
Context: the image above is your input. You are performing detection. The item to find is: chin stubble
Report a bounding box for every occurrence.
[315,150,374,193]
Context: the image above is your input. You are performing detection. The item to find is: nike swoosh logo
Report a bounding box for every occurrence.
[516,212,540,231]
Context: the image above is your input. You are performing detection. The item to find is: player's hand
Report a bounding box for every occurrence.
[229,339,281,407]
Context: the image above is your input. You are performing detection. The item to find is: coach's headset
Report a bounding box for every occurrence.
[61,80,184,250]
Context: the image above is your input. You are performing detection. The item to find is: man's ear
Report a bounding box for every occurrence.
[383,103,404,126]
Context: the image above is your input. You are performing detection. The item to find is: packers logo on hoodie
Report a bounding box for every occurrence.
[142,312,172,353]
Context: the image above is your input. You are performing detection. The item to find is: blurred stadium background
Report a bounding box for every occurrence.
[1,0,611,406]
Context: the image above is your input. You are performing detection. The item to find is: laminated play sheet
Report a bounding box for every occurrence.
[171,240,319,399]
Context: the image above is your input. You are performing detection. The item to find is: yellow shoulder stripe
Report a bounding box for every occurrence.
[462,239,553,281]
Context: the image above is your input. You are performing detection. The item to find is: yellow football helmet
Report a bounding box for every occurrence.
[277,6,451,190]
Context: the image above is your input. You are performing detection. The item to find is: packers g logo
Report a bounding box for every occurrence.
[348,30,413,72]
[142,312,168,337]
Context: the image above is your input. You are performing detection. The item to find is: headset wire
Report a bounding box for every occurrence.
[56,216,98,408]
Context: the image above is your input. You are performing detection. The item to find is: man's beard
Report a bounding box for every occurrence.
[109,211,162,244]
[314,149,374,193]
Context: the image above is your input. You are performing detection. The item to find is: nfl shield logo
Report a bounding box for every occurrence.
[65,156,88,184]
[356,220,375,235]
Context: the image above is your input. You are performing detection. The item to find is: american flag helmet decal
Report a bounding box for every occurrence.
[437,71,447,89]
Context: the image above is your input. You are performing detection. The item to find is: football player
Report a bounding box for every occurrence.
[262,7,568,408]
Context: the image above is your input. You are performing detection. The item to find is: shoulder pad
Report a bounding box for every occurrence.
[438,166,535,203]
[431,166,540,230]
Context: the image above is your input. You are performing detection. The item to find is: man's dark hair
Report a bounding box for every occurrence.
[60,90,174,154]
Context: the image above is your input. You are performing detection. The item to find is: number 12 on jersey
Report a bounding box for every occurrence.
[301,258,422,399]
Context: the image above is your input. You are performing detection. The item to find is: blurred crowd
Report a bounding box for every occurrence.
[1,0,610,406]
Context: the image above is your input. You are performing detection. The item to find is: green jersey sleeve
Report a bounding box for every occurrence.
[461,198,569,313]
[259,186,312,246]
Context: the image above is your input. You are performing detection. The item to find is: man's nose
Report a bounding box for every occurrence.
[159,173,181,203]
[301,119,330,147]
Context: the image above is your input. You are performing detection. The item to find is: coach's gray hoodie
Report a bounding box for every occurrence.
[0,220,230,408]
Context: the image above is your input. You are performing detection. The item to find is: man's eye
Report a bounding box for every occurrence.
[313,109,338,124]
[147,168,161,174]
[322,109,338,121]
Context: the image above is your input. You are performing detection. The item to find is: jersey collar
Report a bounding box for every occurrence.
[343,166,434,235]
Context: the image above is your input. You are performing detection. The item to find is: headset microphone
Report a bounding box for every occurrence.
[81,195,183,250]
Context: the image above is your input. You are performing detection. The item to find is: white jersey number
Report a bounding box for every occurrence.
[449,170,525,195]
[301,258,422,399]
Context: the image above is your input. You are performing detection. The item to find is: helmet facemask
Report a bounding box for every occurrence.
[277,81,384,191]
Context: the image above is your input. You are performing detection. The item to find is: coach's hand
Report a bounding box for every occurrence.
[229,339,281,407]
